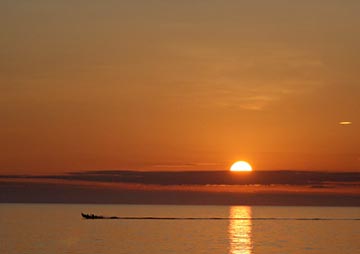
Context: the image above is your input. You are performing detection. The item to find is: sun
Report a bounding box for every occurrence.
[230,161,253,172]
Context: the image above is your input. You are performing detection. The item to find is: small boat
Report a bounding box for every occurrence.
[81,213,104,219]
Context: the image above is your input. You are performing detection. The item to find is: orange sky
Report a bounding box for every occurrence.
[1,1,359,174]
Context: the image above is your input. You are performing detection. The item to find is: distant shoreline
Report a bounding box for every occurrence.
[1,170,359,206]
[1,170,359,185]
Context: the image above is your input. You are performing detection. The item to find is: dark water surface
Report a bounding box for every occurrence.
[0,204,359,254]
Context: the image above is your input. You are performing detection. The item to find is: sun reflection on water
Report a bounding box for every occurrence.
[228,206,253,254]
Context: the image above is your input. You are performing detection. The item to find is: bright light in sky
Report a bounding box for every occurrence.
[339,121,352,125]
[230,161,253,172]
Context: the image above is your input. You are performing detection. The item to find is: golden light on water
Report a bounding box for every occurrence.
[228,206,253,254]
[230,161,253,172]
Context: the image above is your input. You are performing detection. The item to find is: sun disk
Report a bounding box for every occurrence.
[230,161,253,172]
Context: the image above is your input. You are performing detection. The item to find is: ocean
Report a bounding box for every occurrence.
[0,204,358,254]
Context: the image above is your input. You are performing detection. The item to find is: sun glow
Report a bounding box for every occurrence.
[230,161,253,172]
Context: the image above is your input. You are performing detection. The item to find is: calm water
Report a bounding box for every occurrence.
[0,204,359,254]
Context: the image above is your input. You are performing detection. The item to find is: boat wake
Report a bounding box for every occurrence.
[81,213,359,221]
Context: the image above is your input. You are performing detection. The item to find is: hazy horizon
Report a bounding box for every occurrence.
[1,169,358,206]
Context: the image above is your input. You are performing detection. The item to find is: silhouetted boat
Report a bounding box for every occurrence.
[81,213,105,219]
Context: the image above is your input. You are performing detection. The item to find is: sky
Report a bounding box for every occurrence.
[1,0,360,174]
